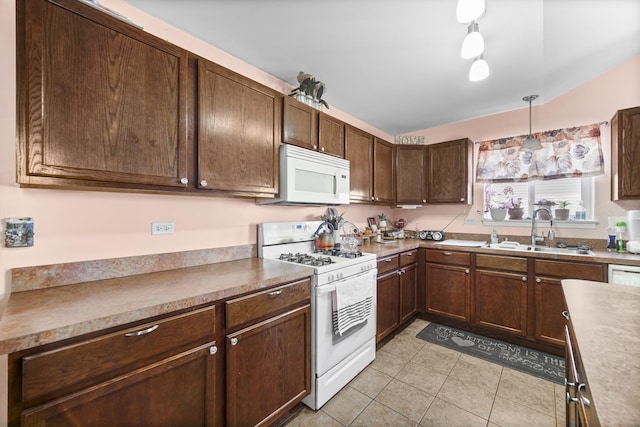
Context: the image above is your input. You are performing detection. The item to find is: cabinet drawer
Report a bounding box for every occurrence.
[399,249,418,267]
[535,259,605,281]
[22,305,216,402]
[425,249,470,266]
[476,254,528,273]
[226,279,310,329]
[377,255,399,275]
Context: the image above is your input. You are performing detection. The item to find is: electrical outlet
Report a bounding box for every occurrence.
[151,222,174,235]
[464,217,475,224]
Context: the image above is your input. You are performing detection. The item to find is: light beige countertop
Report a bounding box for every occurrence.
[562,279,640,426]
[0,257,313,355]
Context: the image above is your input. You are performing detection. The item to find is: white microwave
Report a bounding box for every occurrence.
[258,144,350,206]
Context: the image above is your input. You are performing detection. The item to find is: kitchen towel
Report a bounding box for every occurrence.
[332,276,373,336]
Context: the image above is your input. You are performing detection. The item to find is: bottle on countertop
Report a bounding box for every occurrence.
[490,228,499,245]
[575,200,587,220]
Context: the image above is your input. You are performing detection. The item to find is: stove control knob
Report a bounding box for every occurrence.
[337,272,343,279]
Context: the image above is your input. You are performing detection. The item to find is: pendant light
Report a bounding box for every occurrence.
[520,95,543,151]
[456,0,486,24]
[461,23,485,59]
[469,54,489,81]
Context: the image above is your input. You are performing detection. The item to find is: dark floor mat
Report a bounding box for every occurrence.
[417,323,565,384]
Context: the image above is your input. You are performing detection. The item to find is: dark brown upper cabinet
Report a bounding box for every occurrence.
[282,97,344,157]
[17,0,190,190]
[611,106,640,200]
[395,138,472,205]
[373,137,395,204]
[345,125,374,203]
[197,59,281,196]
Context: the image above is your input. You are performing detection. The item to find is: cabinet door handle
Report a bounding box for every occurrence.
[535,277,541,283]
[564,378,575,387]
[465,269,469,274]
[562,310,569,320]
[313,145,318,150]
[577,384,590,406]
[522,276,527,281]
[566,392,579,404]
[180,177,188,185]
[268,289,283,297]
[320,147,325,152]
[230,337,238,346]
[125,324,159,337]
[209,345,218,355]
[200,180,208,187]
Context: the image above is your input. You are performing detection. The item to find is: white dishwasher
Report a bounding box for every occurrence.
[608,264,640,287]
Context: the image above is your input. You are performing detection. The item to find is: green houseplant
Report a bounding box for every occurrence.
[290,72,329,109]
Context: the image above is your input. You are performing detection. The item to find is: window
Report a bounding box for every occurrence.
[484,177,593,220]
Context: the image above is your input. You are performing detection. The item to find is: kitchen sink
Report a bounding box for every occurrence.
[486,242,594,256]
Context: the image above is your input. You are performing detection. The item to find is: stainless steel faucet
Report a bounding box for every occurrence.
[531,207,553,247]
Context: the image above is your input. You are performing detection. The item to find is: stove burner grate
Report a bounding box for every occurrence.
[278,253,336,266]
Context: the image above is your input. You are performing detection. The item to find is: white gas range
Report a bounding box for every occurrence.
[258,221,377,410]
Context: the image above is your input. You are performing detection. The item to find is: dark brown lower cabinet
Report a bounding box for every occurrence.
[376,270,400,343]
[474,254,529,337]
[534,259,605,347]
[10,306,220,427]
[21,343,217,427]
[399,262,418,323]
[424,249,471,323]
[226,305,311,427]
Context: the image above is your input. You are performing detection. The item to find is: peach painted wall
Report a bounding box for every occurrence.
[397,55,640,240]
[0,0,393,304]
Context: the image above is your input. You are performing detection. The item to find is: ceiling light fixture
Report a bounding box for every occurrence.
[520,95,543,151]
[469,54,489,81]
[461,22,484,59]
[456,0,486,24]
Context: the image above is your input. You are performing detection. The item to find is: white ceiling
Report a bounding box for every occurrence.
[126,0,640,136]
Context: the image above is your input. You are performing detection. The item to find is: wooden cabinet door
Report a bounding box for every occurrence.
[475,269,528,336]
[318,113,345,157]
[399,262,418,323]
[21,343,218,427]
[226,305,311,427]
[17,0,189,189]
[427,138,471,204]
[282,96,318,151]
[373,138,395,204]
[376,270,400,343]
[611,106,640,200]
[534,276,566,346]
[345,125,373,202]
[198,59,281,195]
[395,145,427,205]
[425,263,470,322]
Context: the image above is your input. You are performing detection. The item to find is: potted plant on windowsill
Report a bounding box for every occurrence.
[535,199,556,220]
[554,201,570,220]
[503,186,524,220]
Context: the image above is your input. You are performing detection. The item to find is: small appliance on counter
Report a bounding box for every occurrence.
[627,210,640,254]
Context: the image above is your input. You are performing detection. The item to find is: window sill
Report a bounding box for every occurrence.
[482,219,598,229]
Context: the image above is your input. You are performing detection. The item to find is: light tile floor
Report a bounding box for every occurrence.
[285,319,566,427]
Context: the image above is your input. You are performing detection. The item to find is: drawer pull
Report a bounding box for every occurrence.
[535,277,541,283]
[522,276,527,281]
[465,269,470,274]
[443,252,453,256]
[230,338,238,346]
[385,259,393,263]
[209,346,218,355]
[268,289,283,297]
[125,324,159,337]
[562,310,569,320]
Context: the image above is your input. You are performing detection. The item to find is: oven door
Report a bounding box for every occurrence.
[314,268,377,377]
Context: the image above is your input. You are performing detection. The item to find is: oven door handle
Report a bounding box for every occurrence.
[316,270,376,295]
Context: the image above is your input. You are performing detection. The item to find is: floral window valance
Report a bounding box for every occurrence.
[475,123,604,183]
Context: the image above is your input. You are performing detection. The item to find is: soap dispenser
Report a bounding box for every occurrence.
[490,228,499,245]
